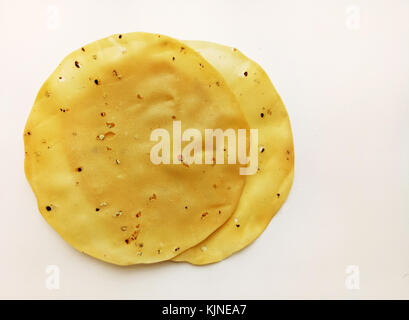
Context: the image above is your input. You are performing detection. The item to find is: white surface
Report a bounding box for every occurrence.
[0,0,408,299]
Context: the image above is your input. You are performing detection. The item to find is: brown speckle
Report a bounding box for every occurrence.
[101,112,106,117]
[118,34,122,39]
[105,131,116,139]
[236,224,241,228]
[201,212,209,219]
[114,211,123,217]
[81,47,85,52]
[136,211,141,218]
[137,94,143,100]
[74,61,80,68]
[149,193,157,201]
[172,57,175,61]
[244,71,248,77]
[112,70,122,79]
[277,193,280,198]
[174,247,180,252]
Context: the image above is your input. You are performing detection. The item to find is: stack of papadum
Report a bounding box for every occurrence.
[24,32,294,266]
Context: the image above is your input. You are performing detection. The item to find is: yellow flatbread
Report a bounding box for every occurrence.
[24,33,249,265]
[173,41,294,265]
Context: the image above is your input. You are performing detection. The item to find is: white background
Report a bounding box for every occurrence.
[0,0,408,299]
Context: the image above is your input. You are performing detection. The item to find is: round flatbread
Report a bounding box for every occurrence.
[24,33,249,265]
[173,41,294,265]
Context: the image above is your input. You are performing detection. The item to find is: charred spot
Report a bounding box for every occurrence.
[46,206,52,212]
[260,113,264,118]
[77,167,83,172]
[118,34,122,39]
[244,71,248,77]
[94,79,99,85]
[74,61,80,68]
[277,193,281,198]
